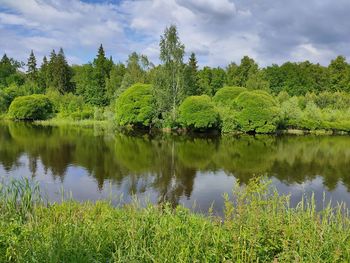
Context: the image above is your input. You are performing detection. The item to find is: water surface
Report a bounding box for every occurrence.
[1,121,350,214]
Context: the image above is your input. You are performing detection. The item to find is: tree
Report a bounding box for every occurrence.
[153,25,185,125]
[210,67,226,95]
[120,52,149,91]
[115,84,155,127]
[47,49,57,87]
[226,56,258,87]
[246,71,270,91]
[178,95,219,130]
[226,62,238,86]
[47,48,72,94]
[93,44,113,96]
[26,50,37,82]
[197,66,212,95]
[38,56,49,89]
[8,94,53,120]
[197,66,226,96]
[328,56,350,92]
[55,48,72,94]
[72,64,101,106]
[184,52,199,96]
[105,63,126,102]
[235,91,279,133]
[213,86,246,106]
[0,54,24,87]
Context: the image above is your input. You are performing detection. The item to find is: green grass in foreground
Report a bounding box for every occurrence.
[1,178,350,262]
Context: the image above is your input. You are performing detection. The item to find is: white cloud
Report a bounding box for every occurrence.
[0,0,350,67]
[291,43,336,65]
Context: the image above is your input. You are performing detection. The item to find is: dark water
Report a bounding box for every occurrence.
[1,121,350,214]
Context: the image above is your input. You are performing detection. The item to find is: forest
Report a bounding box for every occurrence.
[2,25,350,133]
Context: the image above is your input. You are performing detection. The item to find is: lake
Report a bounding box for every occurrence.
[1,121,350,214]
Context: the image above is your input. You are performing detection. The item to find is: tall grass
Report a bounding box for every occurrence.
[1,177,350,262]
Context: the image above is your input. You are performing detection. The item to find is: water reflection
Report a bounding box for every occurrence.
[1,121,350,212]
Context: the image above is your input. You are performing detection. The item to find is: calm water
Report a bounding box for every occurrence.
[1,121,350,214]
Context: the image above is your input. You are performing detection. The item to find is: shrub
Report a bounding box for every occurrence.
[116,83,155,127]
[0,84,27,111]
[217,107,239,133]
[299,101,322,130]
[178,95,219,130]
[279,97,303,128]
[235,91,279,133]
[8,94,53,121]
[213,86,246,106]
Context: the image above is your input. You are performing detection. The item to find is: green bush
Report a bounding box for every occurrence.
[8,94,53,121]
[116,83,155,127]
[299,102,322,130]
[217,107,239,133]
[279,97,303,128]
[213,86,246,106]
[235,91,279,133]
[178,95,219,130]
[0,84,27,112]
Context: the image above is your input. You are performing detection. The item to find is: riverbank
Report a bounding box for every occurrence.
[1,178,350,262]
[35,118,350,136]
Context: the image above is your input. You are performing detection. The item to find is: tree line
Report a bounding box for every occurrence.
[2,25,350,133]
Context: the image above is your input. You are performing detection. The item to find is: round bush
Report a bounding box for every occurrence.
[178,95,219,130]
[213,86,246,106]
[8,94,53,121]
[235,91,279,133]
[116,84,155,127]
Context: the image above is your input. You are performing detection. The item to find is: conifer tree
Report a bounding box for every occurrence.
[26,50,37,81]
[184,52,199,96]
[55,48,72,94]
[39,56,49,89]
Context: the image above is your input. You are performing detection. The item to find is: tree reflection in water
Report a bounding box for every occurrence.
[1,121,350,209]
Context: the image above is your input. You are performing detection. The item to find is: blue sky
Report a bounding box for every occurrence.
[0,0,350,67]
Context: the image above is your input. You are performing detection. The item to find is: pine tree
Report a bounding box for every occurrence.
[47,48,72,94]
[184,52,199,96]
[26,50,37,81]
[91,44,112,105]
[39,56,49,89]
[48,49,57,88]
[55,48,72,94]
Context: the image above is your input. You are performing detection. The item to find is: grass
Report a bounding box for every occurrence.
[1,178,350,262]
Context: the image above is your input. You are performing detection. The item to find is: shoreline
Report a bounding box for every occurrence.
[32,118,350,136]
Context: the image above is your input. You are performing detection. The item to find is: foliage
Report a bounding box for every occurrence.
[47,49,73,94]
[178,95,219,130]
[2,26,350,133]
[26,50,38,82]
[154,25,185,124]
[116,84,155,127]
[226,56,258,87]
[0,84,27,112]
[1,178,350,262]
[235,91,279,133]
[8,94,53,120]
[279,97,303,128]
[106,63,126,101]
[197,66,226,96]
[183,52,200,96]
[213,86,246,106]
[120,52,149,92]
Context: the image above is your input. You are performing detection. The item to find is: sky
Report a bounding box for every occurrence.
[0,0,349,67]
